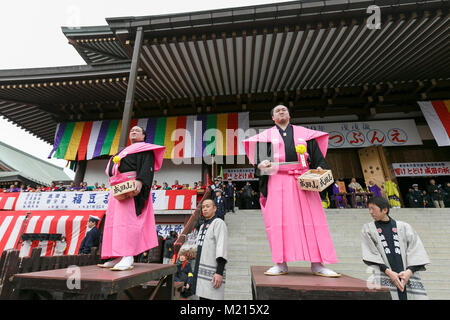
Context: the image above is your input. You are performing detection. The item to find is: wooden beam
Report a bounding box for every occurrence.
[118,27,144,150]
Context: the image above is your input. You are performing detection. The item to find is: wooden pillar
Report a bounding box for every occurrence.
[118,27,144,150]
[73,160,87,186]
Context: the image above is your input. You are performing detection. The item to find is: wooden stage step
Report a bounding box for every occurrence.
[251,266,391,300]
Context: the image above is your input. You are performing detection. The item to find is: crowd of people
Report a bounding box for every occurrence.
[406,179,450,208]
[0,181,109,193]
[326,177,450,209]
[151,179,206,191]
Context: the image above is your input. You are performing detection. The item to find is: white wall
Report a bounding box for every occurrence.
[84,158,202,188]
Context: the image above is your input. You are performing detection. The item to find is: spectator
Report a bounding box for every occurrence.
[198,181,206,190]
[193,182,200,190]
[224,178,236,213]
[152,180,161,190]
[79,182,87,191]
[251,190,260,209]
[136,250,150,263]
[216,176,223,189]
[405,188,414,208]
[422,190,434,208]
[54,236,67,256]
[43,183,55,192]
[241,182,253,209]
[235,189,243,209]
[101,183,109,191]
[174,254,195,298]
[214,189,226,220]
[19,184,26,192]
[78,216,101,255]
[208,178,220,200]
[7,184,20,192]
[444,182,450,207]
[362,197,430,300]
[427,179,445,208]
[348,178,364,208]
[163,231,178,264]
[172,180,183,190]
[26,185,35,192]
[384,178,401,208]
[162,182,171,190]
[320,190,330,208]
[410,184,424,208]
[85,182,95,191]
[332,180,345,208]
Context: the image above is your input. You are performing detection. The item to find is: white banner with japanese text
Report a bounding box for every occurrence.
[392,162,450,177]
[223,168,257,181]
[302,119,422,148]
[13,190,197,211]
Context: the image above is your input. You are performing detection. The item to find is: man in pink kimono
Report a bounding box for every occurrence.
[98,126,165,271]
[243,105,340,277]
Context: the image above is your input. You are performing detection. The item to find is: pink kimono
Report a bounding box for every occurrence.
[243,125,338,264]
[101,142,165,259]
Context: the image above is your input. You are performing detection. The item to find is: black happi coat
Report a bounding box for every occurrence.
[108,151,155,216]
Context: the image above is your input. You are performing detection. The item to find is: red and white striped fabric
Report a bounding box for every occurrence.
[418,100,450,146]
[0,210,105,257]
[0,193,20,210]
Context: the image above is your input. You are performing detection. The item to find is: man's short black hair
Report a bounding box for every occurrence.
[367,197,390,215]
[201,198,216,207]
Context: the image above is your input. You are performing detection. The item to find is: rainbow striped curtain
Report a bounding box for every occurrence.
[49,112,249,160]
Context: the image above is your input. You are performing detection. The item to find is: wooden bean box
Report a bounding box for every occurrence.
[298,169,334,192]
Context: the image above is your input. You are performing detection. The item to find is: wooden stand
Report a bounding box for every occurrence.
[12,263,177,300]
[251,266,391,300]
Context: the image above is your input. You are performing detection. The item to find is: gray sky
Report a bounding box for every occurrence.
[0,0,289,178]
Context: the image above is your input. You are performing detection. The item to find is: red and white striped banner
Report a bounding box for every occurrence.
[418,100,450,146]
[0,193,20,210]
[0,211,105,257]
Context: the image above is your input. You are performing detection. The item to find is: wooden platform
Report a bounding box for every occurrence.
[12,263,176,300]
[251,266,391,300]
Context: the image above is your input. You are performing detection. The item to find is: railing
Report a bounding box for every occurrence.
[0,247,100,299]
[172,188,211,257]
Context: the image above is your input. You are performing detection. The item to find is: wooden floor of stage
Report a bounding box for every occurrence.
[251,266,391,300]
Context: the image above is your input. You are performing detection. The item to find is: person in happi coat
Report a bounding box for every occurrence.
[361,197,430,300]
[192,199,228,300]
[242,104,340,277]
[78,216,101,254]
[384,178,401,208]
[98,126,165,271]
